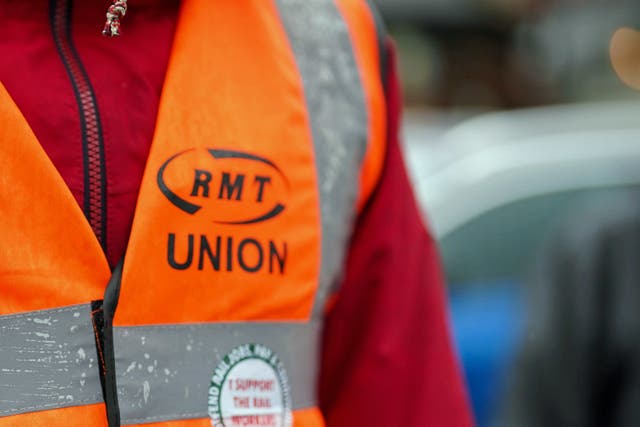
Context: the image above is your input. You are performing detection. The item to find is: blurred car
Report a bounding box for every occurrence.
[373,0,520,25]
[403,101,640,426]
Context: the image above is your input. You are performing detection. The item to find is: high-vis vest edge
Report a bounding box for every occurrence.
[0,0,386,426]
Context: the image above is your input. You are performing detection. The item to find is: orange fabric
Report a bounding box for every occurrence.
[291,407,326,427]
[124,407,324,427]
[334,0,387,213]
[116,0,321,325]
[0,2,379,425]
[0,83,110,315]
[0,403,108,427]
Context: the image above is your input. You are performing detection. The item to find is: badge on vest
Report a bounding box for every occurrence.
[208,344,293,427]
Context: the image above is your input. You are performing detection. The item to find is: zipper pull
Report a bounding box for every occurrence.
[102,0,128,37]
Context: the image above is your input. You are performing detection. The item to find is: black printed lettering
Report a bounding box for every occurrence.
[253,175,271,202]
[190,169,212,197]
[218,172,245,201]
[167,233,194,270]
[226,237,234,272]
[198,235,221,271]
[238,238,263,273]
[269,241,287,275]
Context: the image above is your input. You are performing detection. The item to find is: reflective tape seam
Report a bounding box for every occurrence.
[275,0,369,317]
[0,304,103,417]
[115,321,320,425]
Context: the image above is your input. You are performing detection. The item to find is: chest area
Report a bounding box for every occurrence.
[0,0,373,324]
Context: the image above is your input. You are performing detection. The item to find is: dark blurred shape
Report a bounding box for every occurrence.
[374,0,640,108]
[512,0,640,103]
[374,0,527,28]
[374,0,537,108]
[501,191,640,427]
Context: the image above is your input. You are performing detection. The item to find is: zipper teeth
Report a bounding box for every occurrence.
[51,0,107,252]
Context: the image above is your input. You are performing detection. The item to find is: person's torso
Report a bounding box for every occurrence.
[0,1,386,426]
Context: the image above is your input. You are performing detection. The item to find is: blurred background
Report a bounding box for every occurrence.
[372,0,640,425]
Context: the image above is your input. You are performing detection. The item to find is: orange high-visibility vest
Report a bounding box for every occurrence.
[0,1,386,426]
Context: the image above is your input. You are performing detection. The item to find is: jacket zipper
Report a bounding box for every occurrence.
[50,0,107,253]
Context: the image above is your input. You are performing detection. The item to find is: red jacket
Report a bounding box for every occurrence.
[0,0,472,424]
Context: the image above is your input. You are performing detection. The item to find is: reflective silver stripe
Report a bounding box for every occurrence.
[275,0,370,316]
[0,304,103,416]
[115,321,320,425]
[0,309,319,422]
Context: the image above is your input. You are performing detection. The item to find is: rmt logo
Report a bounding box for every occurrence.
[157,148,287,225]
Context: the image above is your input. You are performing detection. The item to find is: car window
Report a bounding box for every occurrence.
[440,185,640,288]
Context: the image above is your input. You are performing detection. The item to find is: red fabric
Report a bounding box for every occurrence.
[319,44,473,427]
[0,0,179,266]
[0,2,472,424]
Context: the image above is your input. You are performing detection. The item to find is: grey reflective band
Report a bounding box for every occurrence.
[0,306,319,423]
[0,304,103,417]
[275,0,370,317]
[115,321,320,425]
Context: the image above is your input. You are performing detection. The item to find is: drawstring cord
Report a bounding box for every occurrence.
[102,0,128,37]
